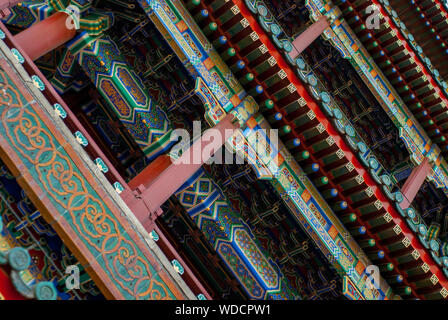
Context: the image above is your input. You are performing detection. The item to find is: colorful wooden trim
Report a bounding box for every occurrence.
[305,0,448,196]
[67,33,174,160]
[175,168,299,299]
[138,0,244,112]
[0,52,187,300]
[1,0,52,29]
[304,0,448,292]
[141,0,398,299]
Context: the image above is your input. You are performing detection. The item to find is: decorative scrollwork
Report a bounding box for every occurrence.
[0,65,174,300]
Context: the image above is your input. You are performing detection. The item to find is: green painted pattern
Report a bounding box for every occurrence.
[0,50,183,300]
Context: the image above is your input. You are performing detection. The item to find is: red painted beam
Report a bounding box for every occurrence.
[14,12,76,61]
[400,158,432,209]
[289,15,330,59]
[129,113,238,217]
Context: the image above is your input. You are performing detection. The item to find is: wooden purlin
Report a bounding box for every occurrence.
[139,0,303,300]
[189,0,397,299]
[337,0,448,154]
[388,0,448,76]
[205,0,448,298]
[322,14,448,175]
[156,207,248,299]
[306,0,448,297]
[0,57,186,300]
[0,268,25,300]
[0,21,208,300]
[363,0,448,95]
[310,1,446,245]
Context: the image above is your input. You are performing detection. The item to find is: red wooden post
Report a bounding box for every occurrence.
[128,155,173,190]
[400,158,432,209]
[14,12,76,61]
[288,15,330,59]
[124,113,239,225]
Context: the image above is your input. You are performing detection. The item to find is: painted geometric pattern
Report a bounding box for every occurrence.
[175,168,296,299]
[139,0,369,299]
[215,164,344,298]
[66,22,294,299]
[305,0,448,195]
[0,171,102,299]
[0,59,179,300]
[234,229,278,288]
[69,34,173,158]
[244,115,390,299]
[139,0,244,112]
[1,1,52,29]
[51,49,76,93]
[195,78,226,126]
